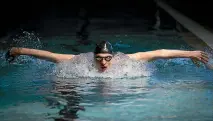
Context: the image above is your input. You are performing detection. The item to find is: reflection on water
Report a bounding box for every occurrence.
[48,76,213,121]
[48,77,150,120]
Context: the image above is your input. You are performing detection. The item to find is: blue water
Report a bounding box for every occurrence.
[0,20,213,121]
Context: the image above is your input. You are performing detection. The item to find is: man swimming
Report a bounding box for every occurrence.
[5,40,209,72]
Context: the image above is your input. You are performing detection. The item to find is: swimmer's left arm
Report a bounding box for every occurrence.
[127,49,209,64]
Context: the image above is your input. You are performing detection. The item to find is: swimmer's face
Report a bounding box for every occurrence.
[95,53,113,72]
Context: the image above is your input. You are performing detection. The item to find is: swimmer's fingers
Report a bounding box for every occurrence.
[201,56,209,64]
[191,58,201,67]
[5,49,10,60]
[200,51,209,64]
[5,48,16,63]
[191,51,209,66]
[196,51,209,64]
[201,51,209,59]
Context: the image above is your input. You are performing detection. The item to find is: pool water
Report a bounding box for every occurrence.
[0,19,213,121]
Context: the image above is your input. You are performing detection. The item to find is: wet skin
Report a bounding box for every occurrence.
[94,53,113,72]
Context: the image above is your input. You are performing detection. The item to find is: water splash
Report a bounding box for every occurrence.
[204,47,213,69]
[0,31,54,80]
[54,52,156,79]
[12,31,42,49]
[0,31,44,66]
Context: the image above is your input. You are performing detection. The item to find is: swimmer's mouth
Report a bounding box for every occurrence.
[101,66,107,71]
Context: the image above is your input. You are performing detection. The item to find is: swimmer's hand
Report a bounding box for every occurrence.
[5,47,20,63]
[190,51,209,67]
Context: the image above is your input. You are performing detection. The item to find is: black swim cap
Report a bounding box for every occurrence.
[94,41,113,54]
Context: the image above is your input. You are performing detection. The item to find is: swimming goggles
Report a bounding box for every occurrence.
[95,56,112,62]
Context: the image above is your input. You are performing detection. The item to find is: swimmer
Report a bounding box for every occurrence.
[5,40,209,72]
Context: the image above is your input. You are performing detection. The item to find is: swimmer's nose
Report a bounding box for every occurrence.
[100,59,106,65]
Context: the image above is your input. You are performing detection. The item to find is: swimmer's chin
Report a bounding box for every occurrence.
[99,67,108,72]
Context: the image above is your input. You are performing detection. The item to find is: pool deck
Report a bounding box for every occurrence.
[156,0,213,51]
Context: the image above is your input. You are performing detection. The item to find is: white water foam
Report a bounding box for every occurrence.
[54,52,156,79]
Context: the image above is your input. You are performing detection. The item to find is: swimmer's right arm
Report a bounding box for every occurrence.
[7,47,75,63]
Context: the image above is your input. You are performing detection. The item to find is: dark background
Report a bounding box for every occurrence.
[0,0,212,38]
